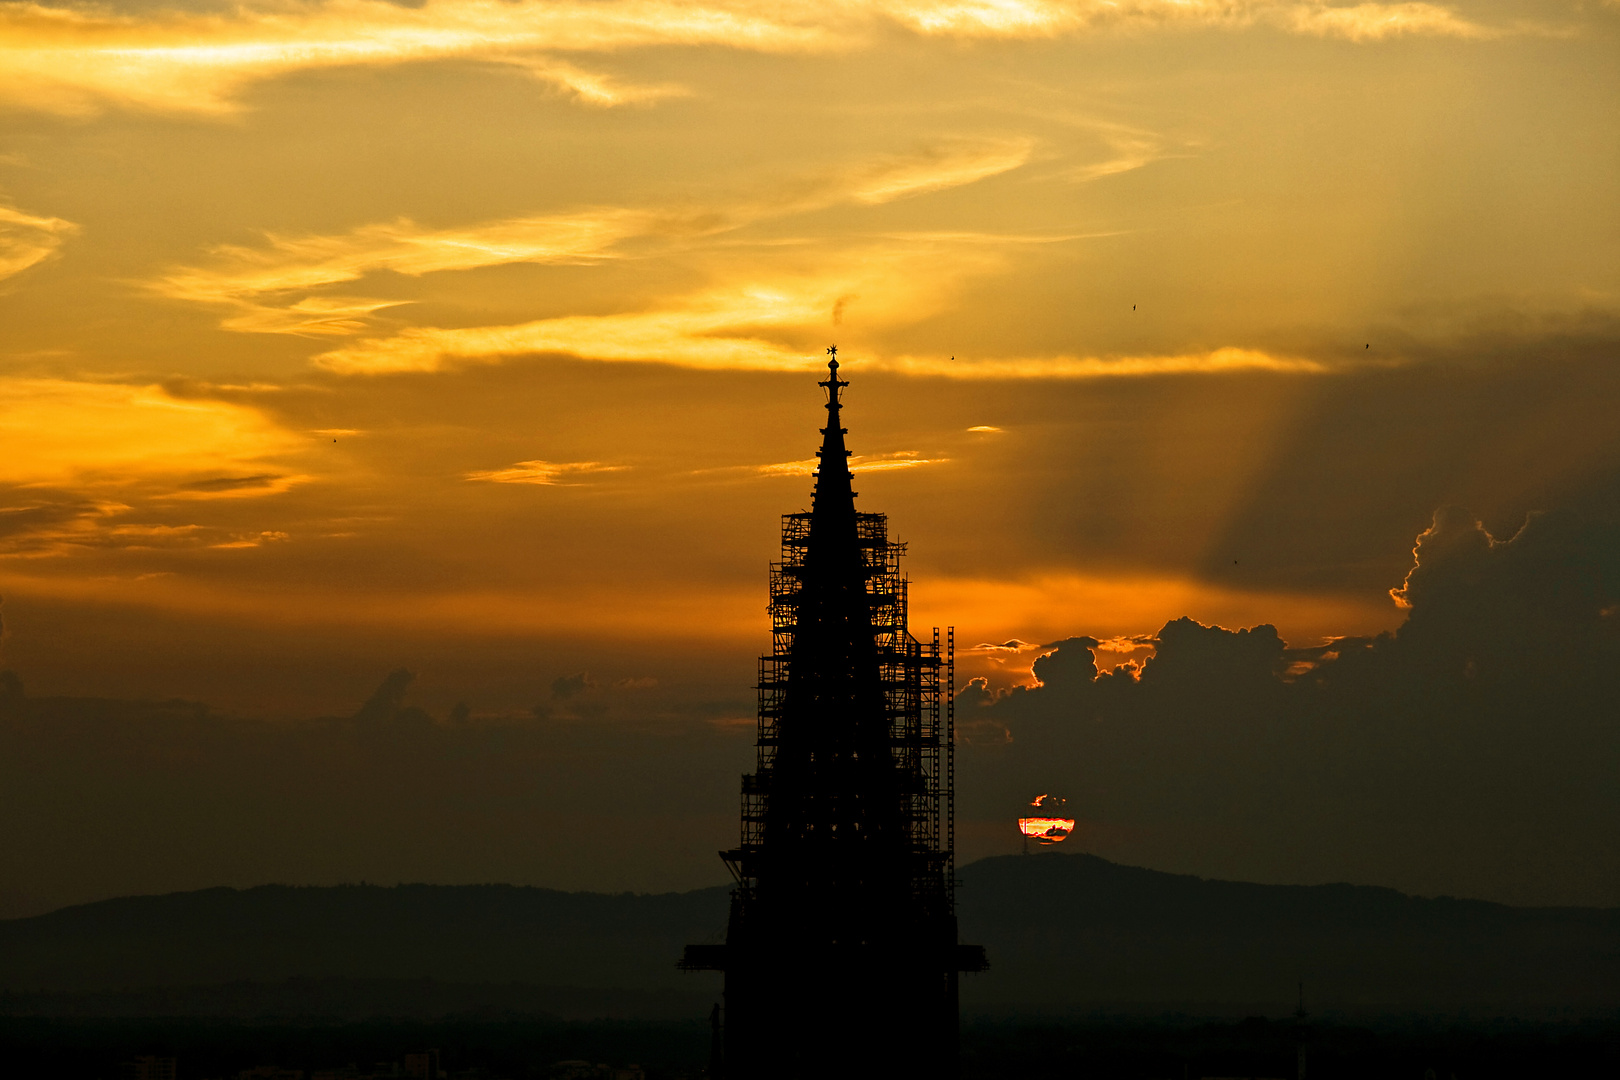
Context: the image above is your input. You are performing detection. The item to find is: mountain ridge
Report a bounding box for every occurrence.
[3,853,1613,1015]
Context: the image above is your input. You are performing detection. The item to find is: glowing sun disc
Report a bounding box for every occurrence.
[1018,816,1075,843]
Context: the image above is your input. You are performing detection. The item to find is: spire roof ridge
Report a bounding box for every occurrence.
[812,346,855,515]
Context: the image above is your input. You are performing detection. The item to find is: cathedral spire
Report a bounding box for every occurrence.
[813,346,854,514]
[680,345,983,1079]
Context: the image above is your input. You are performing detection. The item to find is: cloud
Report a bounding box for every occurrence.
[0,378,299,488]
[318,300,1327,377]
[886,349,1329,379]
[883,0,1499,40]
[550,671,596,700]
[464,460,626,485]
[1056,119,1189,183]
[0,0,756,116]
[0,564,764,645]
[307,266,920,373]
[1388,506,1620,666]
[915,569,1399,660]
[747,450,946,477]
[155,209,663,335]
[0,495,129,557]
[0,667,747,916]
[168,474,307,500]
[1277,1,1495,40]
[504,55,689,106]
[0,0,1506,117]
[0,487,304,557]
[0,204,77,281]
[973,640,1039,652]
[846,139,1034,203]
[352,667,425,724]
[211,530,291,549]
[957,506,1620,906]
[156,141,1033,337]
[295,226,1323,378]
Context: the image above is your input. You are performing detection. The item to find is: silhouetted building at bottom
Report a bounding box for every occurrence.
[718,945,974,1076]
[682,354,985,1077]
[122,1058,177,1080]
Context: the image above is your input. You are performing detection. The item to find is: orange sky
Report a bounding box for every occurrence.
[2,0,1616,709]
[1,0,1617,909]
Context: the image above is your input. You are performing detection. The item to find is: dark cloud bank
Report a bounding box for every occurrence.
[959,507,1620,907]
[1,507,1616,918]
[0,666,747,920]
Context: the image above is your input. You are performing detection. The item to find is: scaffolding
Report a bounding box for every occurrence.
[679,355,984,1079]
[740,510,954,913]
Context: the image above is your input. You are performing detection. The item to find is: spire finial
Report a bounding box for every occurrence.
[819,345,848,410]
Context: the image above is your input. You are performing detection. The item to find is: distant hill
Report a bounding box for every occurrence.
[956,853,1619,1013]
[0,882,731,996]
[1,854,1614,1018]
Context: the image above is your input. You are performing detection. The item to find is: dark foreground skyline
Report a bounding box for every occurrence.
[3,852,1616,1078]
[10,1013,1616,1080]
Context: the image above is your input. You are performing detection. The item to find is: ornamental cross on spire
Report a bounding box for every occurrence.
[820,344,848,406]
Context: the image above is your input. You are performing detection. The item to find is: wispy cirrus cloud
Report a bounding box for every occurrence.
[167,473,310,500]
[0,203,77,280]
[881,348,1328,379]
[153,139,1034,336]
[211,529,291,549]
[845,139,1036,203]
[746,450,947,477]
[0,494,294,558]
[0,0,1505,116]
[304,240,1327,380]
[0,0,726,115]
[884,0,1498,40]
[308,243,972,373]
[155,208,668,335]
[465,460,626,485]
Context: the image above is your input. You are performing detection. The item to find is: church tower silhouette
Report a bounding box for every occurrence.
[682,350,986,1078]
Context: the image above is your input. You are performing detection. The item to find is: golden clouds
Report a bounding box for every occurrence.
[0,204,76,280]
[882,348,1328,379]
[310,288,813,373]
[154,140,1035,338]
[912,570,1400,650]
[0,0,1501,116]
[307,261,1326,379]
[155,209,661,335]
[848,139,1035,203]
[0,379,299,487]
[0,0,752,115]
[748,451,945,477]
[884,0,1497,41]
[211,529,291,549]
[465,460,626,485]
[307,246,965,373]
[1278,1,1493,40]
